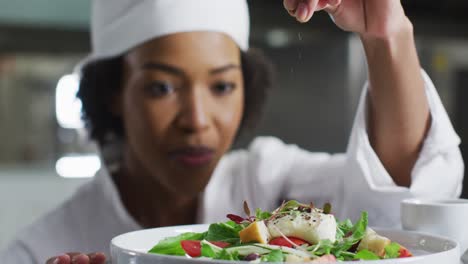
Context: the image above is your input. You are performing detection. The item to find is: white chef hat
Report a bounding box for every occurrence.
[77,0,250,71]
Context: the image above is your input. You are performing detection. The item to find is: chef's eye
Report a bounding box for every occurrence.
[145,81,174,97]
[212,82,236,95]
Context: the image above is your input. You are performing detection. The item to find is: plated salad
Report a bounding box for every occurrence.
[149,200,412,262]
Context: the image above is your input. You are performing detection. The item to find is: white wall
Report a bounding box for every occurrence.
[0,166,89,249]
[0,0,90,28]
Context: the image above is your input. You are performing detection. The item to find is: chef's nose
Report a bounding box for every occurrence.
[176,87,211,133]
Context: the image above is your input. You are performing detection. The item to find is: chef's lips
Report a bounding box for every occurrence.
[168,146,215,167]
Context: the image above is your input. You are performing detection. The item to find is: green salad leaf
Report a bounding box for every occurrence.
[308,239,334,256]
[260,249,284,262]
[336,219,353,240]
[215,249,241,260]
[330,211,368,258]
[355,249,380,260]
[337,251,356,261]
[205,221,242,244]
[279,200,300,212]
[201,242,218,257]
[349,212,369,241]
[201,241,241,260]
[384,242,401,259]
[255,208,272,220]
[148,232,206,256]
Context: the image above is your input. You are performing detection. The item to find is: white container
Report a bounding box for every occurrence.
[401,198,468,261]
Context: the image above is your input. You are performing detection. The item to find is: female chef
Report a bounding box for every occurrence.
[0,0,463,263]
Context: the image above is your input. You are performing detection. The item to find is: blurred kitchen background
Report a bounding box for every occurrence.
[0,0,467,249]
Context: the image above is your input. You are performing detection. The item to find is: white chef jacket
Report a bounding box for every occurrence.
[1,71,463,263]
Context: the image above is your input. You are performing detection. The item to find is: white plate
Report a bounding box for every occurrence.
[111,224,460,264]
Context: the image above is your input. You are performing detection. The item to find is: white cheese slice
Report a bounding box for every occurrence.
[266,210,337,244]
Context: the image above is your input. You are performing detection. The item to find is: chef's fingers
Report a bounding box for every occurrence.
[88,252,107,264]
[69,253,89,264]
[323,0,342,16]
[298,0,320,22]
[283,0,299,16]
[288,0,340,23]
[46,254,70,264]
[46,252,95,264]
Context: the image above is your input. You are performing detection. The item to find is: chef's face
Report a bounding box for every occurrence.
[119,32,244,197]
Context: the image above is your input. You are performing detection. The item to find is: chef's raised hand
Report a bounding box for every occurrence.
[284,0,429,188]
[45,252,106,264]
[283,0,409,38]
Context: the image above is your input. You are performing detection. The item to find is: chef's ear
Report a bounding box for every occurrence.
[109,90,123,117]
[109,60,126,117]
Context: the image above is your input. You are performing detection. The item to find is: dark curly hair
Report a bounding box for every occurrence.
[77,48,274,146]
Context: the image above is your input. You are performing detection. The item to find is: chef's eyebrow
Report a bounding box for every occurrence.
[141,62,240,76]
[142,62,184,76]
[210,64,240,75]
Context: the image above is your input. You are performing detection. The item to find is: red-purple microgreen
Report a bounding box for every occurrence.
[226,201,257,224]
[243,201,251,217]
[244,253,260,261]
[226,214,256,224]
[226,214,246,224]
[269,201,286,221]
